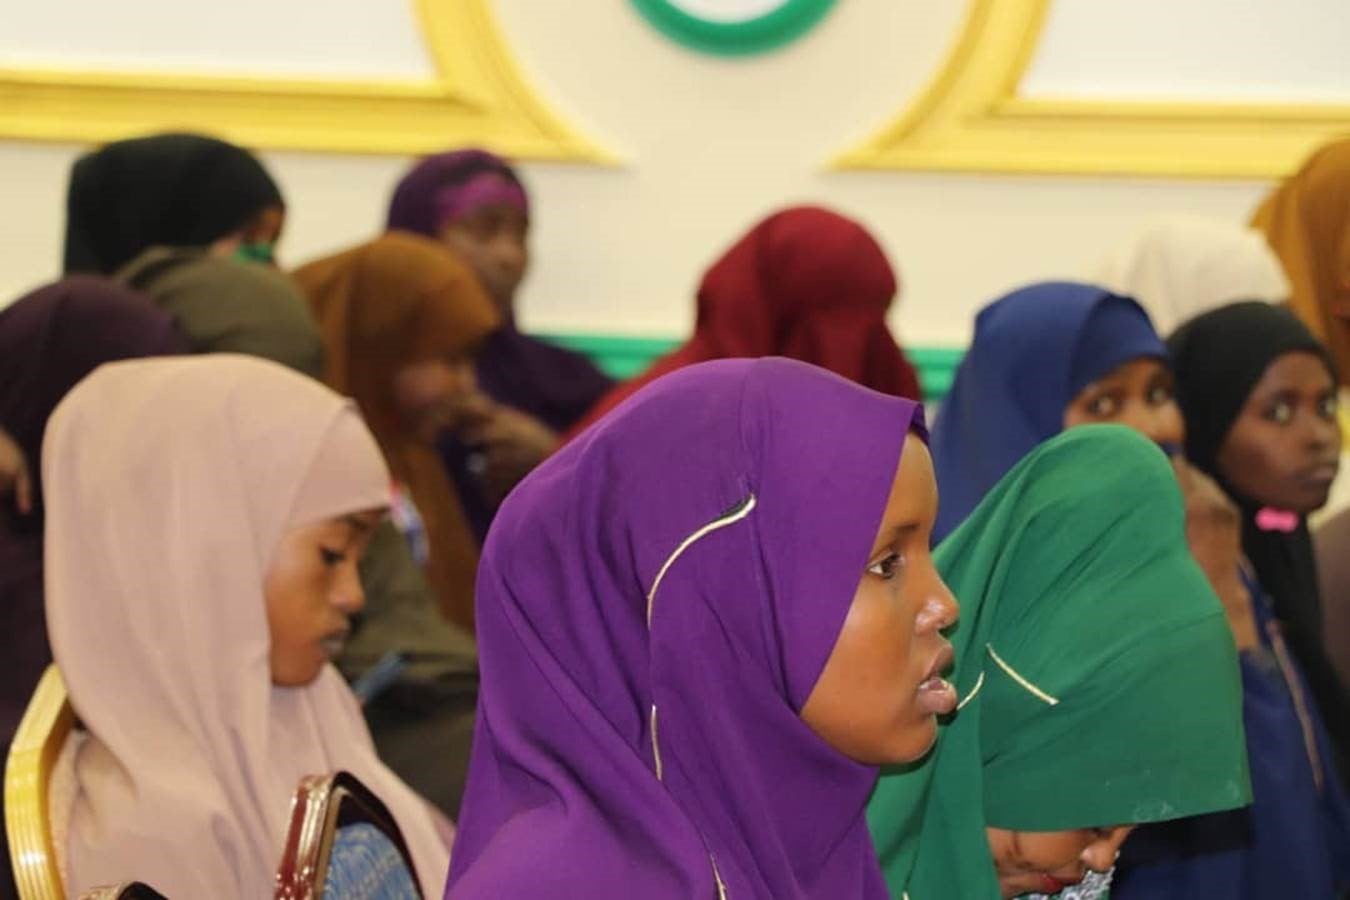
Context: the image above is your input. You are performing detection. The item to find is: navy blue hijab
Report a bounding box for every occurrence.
[931,282,1166,540]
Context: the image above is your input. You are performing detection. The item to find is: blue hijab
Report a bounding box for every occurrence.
[931,281,1166,539]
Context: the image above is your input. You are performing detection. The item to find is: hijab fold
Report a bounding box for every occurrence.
[294,233,501,630]
[930,282,1165,540]
[64,133,281,275]
[571,206,921,435]
[871,426,1250,898]
[448,358,923,898]
[44,355,448,898]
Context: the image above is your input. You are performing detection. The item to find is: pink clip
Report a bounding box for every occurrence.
[1255,507,1299,533]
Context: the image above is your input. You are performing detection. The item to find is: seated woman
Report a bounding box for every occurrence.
[1117,301,1350,898]
[448,358,956,897]
[294,232,501,631]
[870,425,1250,899]
[387,149,614,521]
[43,355,449,898]
[569,205,923,436]
[63,132,285,275]
[0,278,187,900]
[930,282,1184,541]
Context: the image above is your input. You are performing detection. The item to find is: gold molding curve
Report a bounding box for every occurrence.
[836,0,1350,179]
[0,0,612,161]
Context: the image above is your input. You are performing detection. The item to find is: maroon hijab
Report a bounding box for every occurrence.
[571,206,922,436]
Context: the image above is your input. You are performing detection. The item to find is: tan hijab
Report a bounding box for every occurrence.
[1096,216,1289,335]
[1253,137,1350,379]
[43,355,449,898]
[293,233,500,630]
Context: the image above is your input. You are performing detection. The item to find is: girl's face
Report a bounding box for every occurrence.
[392,357,481,444]
[985,825,1134,898]
[263,508,381,686]
[439,203,529,315]
[801,434,960,765]
[1217,351,1341,512]
[1063,358,1184,448]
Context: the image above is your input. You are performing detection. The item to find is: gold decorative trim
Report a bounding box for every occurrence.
[0,0,611,161]
[835,0,1350,178]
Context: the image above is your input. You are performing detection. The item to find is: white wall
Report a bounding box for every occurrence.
[0,0,1337,346]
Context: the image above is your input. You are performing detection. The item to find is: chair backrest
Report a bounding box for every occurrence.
[275,771,422,900]
[4,665,73,900]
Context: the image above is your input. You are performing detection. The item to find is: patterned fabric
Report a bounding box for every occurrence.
[1019,867,1114,900]
[324,822,421,900]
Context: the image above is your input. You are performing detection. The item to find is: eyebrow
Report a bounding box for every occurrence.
[343,514,378,536]
[874,521,918,551]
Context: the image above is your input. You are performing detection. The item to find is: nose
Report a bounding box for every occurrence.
[1080,826,1133,872]
[332,561,366,615]
[491,233,527,273]
[918,574,959,632]
[1304,409,1341,455]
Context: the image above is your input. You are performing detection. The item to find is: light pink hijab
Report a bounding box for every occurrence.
[43,355,450,897]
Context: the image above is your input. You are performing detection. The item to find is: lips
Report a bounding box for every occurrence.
[319,629,350,660]
[1300,462,1339,485]
[916,642,957,716]
[1039,873,1070,894]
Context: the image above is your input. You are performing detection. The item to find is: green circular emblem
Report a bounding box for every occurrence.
[630,0,837,57]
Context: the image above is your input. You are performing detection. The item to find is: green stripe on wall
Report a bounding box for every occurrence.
[539,332,963,403]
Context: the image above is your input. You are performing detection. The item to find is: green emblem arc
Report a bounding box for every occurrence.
[630,0,837,56]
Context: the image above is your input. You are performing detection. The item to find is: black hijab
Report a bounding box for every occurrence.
[63,133,282,275]
[1169,300,1350,776]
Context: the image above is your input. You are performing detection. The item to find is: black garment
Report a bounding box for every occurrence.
[64,133,281,275]
[1169,300,1350,779]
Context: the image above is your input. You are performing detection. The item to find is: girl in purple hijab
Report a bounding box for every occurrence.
[446,357,958,898]
[387,149,614,538]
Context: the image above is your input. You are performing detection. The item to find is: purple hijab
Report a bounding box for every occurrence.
[446,357,925,898]
[0,277,186,898]
[386,149,613,433]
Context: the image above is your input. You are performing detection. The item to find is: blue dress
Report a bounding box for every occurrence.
[1113,576,1350,899]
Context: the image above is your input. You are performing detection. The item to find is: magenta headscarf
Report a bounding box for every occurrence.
[446,357,925,898]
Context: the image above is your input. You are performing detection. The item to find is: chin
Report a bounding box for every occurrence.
[881,717,939,766]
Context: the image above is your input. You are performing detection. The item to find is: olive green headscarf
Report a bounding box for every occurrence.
[868,425,1250,899]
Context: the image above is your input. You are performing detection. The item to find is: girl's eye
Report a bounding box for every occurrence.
[1147,385,1174,406]
[1264,401,1294,425]
[1319,394,1339,421]
[1087,394,1120,417]
[320,548,346,566]
[868,552,903,580]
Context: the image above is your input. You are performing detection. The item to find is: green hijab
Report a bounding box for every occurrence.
[868,425,1250,899]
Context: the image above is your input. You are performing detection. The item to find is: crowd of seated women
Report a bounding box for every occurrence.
[0,131,1348,898]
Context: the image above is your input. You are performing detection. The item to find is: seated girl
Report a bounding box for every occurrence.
[42,355,450,897]
[870,425,1250,898]
[448,358,954,897]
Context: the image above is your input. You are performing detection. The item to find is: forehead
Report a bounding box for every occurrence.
[1252,351,1334,392]
[886,435,935,517]
[1093,356,1168,385]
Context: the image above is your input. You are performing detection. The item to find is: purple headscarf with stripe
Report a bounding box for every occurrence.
[386,149,612,433]
[446,357,924,898]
